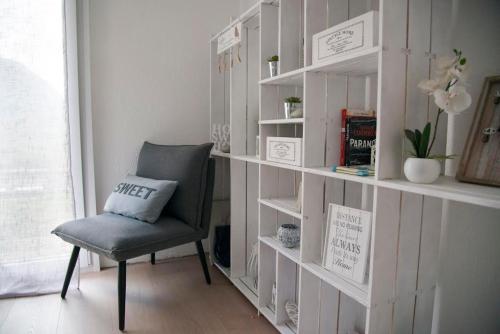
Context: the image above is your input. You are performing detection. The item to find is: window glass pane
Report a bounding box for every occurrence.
[0,0,75,268]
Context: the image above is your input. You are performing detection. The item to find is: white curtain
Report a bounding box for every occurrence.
[0,0,81,297]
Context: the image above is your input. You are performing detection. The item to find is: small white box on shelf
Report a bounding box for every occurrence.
[312,11,379,64]
[266,137,302,166]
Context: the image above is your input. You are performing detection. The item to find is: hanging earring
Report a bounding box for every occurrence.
[236,44,242,64]
[223,52,227,71]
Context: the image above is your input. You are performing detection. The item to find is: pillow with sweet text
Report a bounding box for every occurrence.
[104,174,177,223]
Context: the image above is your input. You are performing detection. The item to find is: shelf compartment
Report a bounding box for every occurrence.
[259,197,302,219]
[306,46,380,76]
[232,276,259,308]
[298,267,366,334]
[276,253,300,329]
[378,176,500,209]
[238,275,258,297]
[259,118,304,125]
[260,81,304,122]
[260,68,305,86]
[258,242,277,318]
[260,236,300,264]
[304,166,377,185]
[301,261,369,307]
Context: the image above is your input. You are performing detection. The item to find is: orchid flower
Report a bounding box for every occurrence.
[406,49,470,159]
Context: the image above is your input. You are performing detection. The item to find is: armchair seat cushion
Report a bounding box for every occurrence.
[52,213,202,261]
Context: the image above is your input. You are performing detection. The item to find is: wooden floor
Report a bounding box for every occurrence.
[0,255,277,334]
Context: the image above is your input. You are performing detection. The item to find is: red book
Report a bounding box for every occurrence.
[340,109,348,166]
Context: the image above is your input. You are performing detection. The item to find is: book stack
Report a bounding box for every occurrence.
[340,109,377,166]
[332,165,375,177]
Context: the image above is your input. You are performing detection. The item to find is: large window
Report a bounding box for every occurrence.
[0,0,82,296]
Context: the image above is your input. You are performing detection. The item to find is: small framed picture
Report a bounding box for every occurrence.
[457,76,500,187]
[266,137,302,166]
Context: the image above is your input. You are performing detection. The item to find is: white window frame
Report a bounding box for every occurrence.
[65,0,100,272]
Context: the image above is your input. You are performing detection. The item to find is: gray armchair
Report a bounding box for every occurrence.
[52,142,215,331]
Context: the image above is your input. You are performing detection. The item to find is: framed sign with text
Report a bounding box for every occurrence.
[266,137,302,166]
[322,204,372,284]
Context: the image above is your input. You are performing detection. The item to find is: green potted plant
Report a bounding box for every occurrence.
[284,96,302,119]
[267,55,279,77]
[404,49,471,183]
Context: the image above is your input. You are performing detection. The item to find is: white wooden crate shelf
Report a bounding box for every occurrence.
[211,150,231,159]
[259,236,300,264]
[306,47,380,76]
[231,155,261,164]
[232,277,259,307]
[259,68,305,86]
[210,1,500,333]
[213,260,231,279]
[260,160,304,172]
[378,176,500,209]
[259,198,302,219]
[259,118,304,125]
[260,305,276,324]
[275,322,297,334]
[304,166,377,185]
[239,275,259,297]
[301,262,369,308]
[231,155,260,164]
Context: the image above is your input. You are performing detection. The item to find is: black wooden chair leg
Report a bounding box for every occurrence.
[151,252,155,265]
[118,261,126,331]
[195,241,211,285]
[61,246,80,299]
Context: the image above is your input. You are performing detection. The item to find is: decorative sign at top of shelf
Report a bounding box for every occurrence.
[323,204,372,284]
[312,11,378,65]
[266,137,302,166]
[217,21,242,54]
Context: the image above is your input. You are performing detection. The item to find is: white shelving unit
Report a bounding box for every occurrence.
[209,1,500,333]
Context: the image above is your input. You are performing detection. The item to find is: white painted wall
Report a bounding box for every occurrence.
[240,0,258,13]
[435,1,500,333]
[88,0,238,266]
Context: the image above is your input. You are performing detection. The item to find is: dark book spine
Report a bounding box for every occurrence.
[346,117,376,166]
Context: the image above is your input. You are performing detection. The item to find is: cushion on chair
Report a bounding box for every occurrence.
[103,174,178,223]
[52,213,202,261]
[135,142,213,229]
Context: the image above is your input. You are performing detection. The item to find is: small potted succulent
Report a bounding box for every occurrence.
[404,49,471,184]
[267,55,279,77]
[284,96,302,119]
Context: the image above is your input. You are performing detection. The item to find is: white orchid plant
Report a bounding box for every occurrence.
[405,49,472,159]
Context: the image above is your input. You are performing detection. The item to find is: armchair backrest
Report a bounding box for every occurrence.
[199,158,215,238]
[136,142,214,229]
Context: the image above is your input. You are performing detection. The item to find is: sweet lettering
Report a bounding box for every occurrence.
[113,183,157,200]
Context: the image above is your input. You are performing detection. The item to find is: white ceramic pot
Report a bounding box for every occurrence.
[404,158,441,184]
